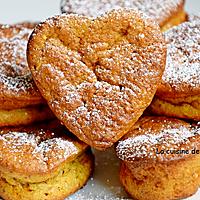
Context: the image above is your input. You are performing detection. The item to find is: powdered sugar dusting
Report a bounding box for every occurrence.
[162,21,200,90]
[0,25,36,93]
[0,129,79,170]
[33,137,78,164]
[0,132,40,148]
[32,10,165,149]
[116,123,200,162]
[61,0,183,25]
[188,14,200,22]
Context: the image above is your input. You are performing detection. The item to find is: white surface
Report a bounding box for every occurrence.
[0,0,200,199]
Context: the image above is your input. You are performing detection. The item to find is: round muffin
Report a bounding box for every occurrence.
[149,21,200,121]
[60,0,186,31]
[116,116,200,200]
[0,122,94,200]
[27,9,166,149]
[0,23,54,126]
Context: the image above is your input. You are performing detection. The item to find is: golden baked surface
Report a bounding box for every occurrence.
[0,150,94,200]
[149,94,200,121]
[27,9,166,149]
[120,157,200,200]
[61,0,185,27]
[0,105,55,127]
[117,116,200,200]
[0,123,88,176]
[157,21,200,99]
[161,9,186,31]
[0,24,43,109]
[116,116,200,162]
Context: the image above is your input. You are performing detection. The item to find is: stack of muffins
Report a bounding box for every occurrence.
[0,23,94,200]
[0,0,199,200]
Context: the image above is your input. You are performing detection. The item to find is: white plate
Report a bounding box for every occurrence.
[0,0,200,199]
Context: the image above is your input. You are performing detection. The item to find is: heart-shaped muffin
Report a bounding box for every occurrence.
[27,9,166,149]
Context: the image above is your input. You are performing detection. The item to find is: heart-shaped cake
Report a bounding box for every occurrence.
[27,9,166,149]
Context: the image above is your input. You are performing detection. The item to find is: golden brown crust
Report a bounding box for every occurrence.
[0,23,44,109]
[0,98,44,110]
[0,104,55,127]
[61,0,185,28]
[159,0,187,30]
[0,150,94,200]
[27,9,166,149]
[0,122,88,178]
[156,21,200,99]
[117,116,200,200]
[149,94,200,121]
[161,8,186,32]
[120,159,200,200]
[116,116,200,162]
